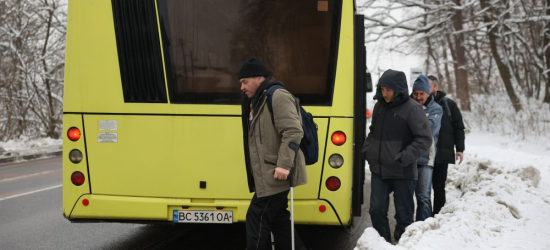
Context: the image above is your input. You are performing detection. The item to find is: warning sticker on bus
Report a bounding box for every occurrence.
[173,210,233,224]
[98,133,117,143]
[99,120,117,131]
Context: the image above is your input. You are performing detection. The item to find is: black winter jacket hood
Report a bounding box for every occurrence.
[363,70,432,180]
[375,69,410,107]
[378,69,409,95]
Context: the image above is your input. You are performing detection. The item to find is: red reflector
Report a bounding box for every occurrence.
[331,131,346,146]
[71,171,85,186]
[366,109,372,118]
[82,199,89,206]
[319,205,327,212]
[67,127,81,142]
[326,176,341,191]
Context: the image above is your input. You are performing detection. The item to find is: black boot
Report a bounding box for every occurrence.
[394,226,404,242]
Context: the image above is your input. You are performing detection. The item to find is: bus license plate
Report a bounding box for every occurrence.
[173,210,233,224]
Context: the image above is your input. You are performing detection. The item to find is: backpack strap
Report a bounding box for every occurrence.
[266,84,285,125]
[441,97,453,122]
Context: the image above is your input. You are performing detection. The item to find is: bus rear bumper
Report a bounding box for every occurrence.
[68,194,345,226]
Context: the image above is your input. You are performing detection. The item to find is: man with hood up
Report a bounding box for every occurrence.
[411,74,443,222]
[362,69,432,243]
[239,57,308,250]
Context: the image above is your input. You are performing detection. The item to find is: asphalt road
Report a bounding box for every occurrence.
[0,157,397,250]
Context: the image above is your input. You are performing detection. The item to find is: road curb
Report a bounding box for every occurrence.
[0,150,62,167]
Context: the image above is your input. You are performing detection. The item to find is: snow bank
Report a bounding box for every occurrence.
[354,228,406,250]
[1,136,61,152]
[355,132,550,250]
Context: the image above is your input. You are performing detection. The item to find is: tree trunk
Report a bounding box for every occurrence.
[451,0,471,111]
[425,37,432,75]
[544,0,550,104]
[479,0,523,111]
[41,1,59,139]
[428,37,444,90]
[441,37,453,95]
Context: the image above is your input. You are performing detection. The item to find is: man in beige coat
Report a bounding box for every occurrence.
[240,57,307,250]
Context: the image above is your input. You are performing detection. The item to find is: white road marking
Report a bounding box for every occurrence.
[0,169,61,183]
[0,184,62,201]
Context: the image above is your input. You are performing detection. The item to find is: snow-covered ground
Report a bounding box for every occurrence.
[2,107,549,250]
[355,130,550,250]
[1,136,62,152]
[0,136,62,163]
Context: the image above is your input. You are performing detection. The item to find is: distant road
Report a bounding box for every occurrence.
[0,157,395,249]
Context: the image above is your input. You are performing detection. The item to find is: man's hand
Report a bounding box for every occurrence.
[456,152,464,164]
[273,167,290,180]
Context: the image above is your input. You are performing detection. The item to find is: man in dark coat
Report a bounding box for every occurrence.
[427,75,466,216]
[362,69,432,243]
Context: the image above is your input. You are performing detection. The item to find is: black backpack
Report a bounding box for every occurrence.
[266,85,319,165]
[441,96,453,122]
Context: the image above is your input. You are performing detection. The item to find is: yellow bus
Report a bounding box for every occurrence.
[63,0,372,226]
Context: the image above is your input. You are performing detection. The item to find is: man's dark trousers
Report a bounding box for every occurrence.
[369,174,415,243]
[432,162,448,215]
[246,190,305,250]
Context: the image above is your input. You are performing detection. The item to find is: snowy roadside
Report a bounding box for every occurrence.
[0,137,62,166]
[354,131,550,250]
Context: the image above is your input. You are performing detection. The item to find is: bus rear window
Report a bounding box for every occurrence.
[157,0,340,105]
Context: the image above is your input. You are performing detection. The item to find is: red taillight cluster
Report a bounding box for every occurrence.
[331,131,346,146]
[67,127,85,188]
[325,131,346,192]
[326,176,341,191]
[71,171,85,186]
[67,127,81,141]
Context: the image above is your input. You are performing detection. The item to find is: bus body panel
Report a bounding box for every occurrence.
[331,0,354,118]
[63,0,350,118]
[69,194,341,225]
[63,0,121,113]
[82,115,328,200]
[319,118,354,225]
[63,0,361,226]
[62,114,90,217]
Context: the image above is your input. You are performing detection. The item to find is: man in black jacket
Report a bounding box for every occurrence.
[362,69,432,242]
[427,75,466,216]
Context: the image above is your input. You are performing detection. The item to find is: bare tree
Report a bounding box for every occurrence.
[360,0,473,110]
[0,0,66,140]
[450,0,470,111]
[545,0,550,104]
[359,0,550,110]
[479,0,522,111]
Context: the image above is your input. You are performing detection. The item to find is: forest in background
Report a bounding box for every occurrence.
[0,0,66,141]
[1,0,549,142]
[360,0,550,112]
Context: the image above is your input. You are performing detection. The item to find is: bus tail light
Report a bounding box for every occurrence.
[328,154,343,168]
[67,127,81,141]
[326,176,341,191]
[69,149,83,164]
[366,109,372,118]
[331,131,346,146]
[71,172,85,186]
[319,205,327,212]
